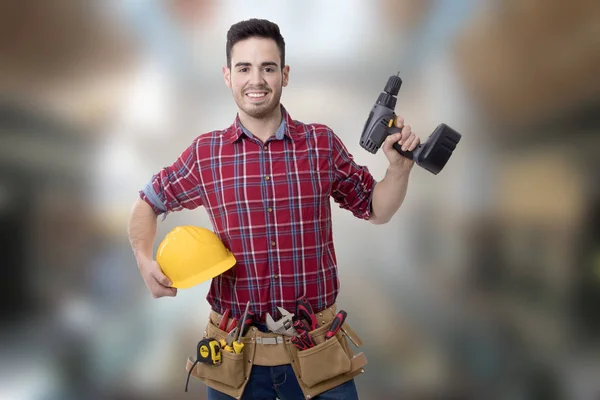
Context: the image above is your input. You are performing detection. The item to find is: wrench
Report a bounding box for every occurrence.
[265,307,298,336]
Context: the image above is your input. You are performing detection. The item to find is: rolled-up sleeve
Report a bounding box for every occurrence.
[139,141,203,218]
[330,131,376,220]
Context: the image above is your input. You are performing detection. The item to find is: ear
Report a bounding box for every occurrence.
[223,66,231,88]
[282,65,290,87]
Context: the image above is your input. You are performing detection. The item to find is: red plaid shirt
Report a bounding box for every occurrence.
[140,105,376,320]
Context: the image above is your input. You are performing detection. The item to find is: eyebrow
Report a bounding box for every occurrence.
[234,61,279,68]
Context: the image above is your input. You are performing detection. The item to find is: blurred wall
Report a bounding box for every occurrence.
[1,1,599,399]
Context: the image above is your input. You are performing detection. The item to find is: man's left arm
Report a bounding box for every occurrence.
[329,116,419,224]
[369,116,420,224]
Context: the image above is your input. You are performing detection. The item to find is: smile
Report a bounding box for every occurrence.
[246,92,268,99]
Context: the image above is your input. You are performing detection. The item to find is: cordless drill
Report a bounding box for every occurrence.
[359,73,462,175]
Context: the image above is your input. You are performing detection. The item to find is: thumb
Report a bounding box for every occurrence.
[394,116,404,128]
[383,132,401,152]
[153,266,173,287]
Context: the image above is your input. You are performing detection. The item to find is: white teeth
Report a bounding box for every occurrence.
[247,93,266,98]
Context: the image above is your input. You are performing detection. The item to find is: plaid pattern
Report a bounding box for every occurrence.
[140,106,376,320]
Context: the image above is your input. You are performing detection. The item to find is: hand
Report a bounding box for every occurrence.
[382,116,421,173]
[138,258,178,298]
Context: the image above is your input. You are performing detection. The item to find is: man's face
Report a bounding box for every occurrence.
[223,37,289,119]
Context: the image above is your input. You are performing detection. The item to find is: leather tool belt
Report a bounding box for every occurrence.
[185,303,368,399]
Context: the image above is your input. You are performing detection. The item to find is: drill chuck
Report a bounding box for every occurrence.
[376,75,403,110]
[384,75,402,95]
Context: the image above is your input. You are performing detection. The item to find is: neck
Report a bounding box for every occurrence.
[238,105,283,142]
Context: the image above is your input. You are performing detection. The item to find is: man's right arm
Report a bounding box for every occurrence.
[128,198,158,263]
[127,140,203,298]
[128,198,177,298]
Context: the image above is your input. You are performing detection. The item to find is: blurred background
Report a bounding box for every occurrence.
[1,0,599,399]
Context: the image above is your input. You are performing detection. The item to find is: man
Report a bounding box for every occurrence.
[128,19,420,400]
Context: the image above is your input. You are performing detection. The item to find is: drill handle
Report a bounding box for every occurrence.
[388,126,419,161]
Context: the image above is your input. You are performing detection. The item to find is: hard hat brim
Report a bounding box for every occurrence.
[170,253,237,289]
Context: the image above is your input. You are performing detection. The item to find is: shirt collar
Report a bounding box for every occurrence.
[226,104,296,143]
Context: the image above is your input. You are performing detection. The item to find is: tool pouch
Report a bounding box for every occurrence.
[185,319,257,398]
[286,305,368,396]
[296,329,351,387]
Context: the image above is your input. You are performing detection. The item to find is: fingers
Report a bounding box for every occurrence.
[383,131,403,152]
[395,116,405,128]
[406,134,421,151]
[151,283,178,298]
[150,273,177,297]
[149,265,177,298]
[154,268,173,287]
[397,125,415,151]
[384,117,420,155]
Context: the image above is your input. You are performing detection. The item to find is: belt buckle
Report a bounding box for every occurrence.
[256,336,283,345]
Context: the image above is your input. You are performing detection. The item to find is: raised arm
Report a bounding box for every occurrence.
[369,116,420,224]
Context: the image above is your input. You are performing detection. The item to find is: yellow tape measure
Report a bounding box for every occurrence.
[185,337,221,392]
[197,338,221,365]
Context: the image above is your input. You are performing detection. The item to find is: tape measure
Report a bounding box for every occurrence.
[185,337,221,392]
[197,338,221,365]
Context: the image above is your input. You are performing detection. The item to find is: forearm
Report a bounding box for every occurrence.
[128,198,159,262]
[369,166,411,224]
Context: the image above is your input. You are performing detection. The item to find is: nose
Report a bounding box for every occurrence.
[249,68,266,86]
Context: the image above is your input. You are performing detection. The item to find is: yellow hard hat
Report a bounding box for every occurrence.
[156,226,236,289]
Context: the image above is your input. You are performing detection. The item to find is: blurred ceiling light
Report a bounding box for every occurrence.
[118,59,173,137]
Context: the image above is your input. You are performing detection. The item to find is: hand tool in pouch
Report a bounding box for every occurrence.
[291,320,316,350]
[266,307,298,336]
[233,301,250,354]
[219,308,231,331]
[324,310,347,341]
[237,309,255,338]
[226,316,238,333]
[296,296,318,330]
[219,327,238,353]
[185,337,221,392]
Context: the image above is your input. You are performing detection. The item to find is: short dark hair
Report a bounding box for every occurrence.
[226,19,285,69]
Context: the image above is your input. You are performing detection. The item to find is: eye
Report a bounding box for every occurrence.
[238,67,248,73]
[264,67,274,73]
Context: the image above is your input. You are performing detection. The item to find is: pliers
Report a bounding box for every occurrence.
[219,308,240,333]
[220,326,238,353]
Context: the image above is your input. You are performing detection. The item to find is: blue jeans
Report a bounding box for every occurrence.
[206,364,359,400]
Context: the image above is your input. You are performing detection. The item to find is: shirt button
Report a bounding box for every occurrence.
[273,274,279,279]
[270,241,276,247]
[267,207,273,213]
[263,146,268,150]
[265,175,270,181]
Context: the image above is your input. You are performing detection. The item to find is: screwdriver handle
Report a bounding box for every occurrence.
[232,341,244,354]
[219,308,231,331]
[324,310,347,341]
[297,297,318,330]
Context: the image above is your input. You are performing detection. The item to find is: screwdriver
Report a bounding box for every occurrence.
[324,310,347,341]
[233,301,250,354]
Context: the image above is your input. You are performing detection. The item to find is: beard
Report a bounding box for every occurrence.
[234,84,282,119]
